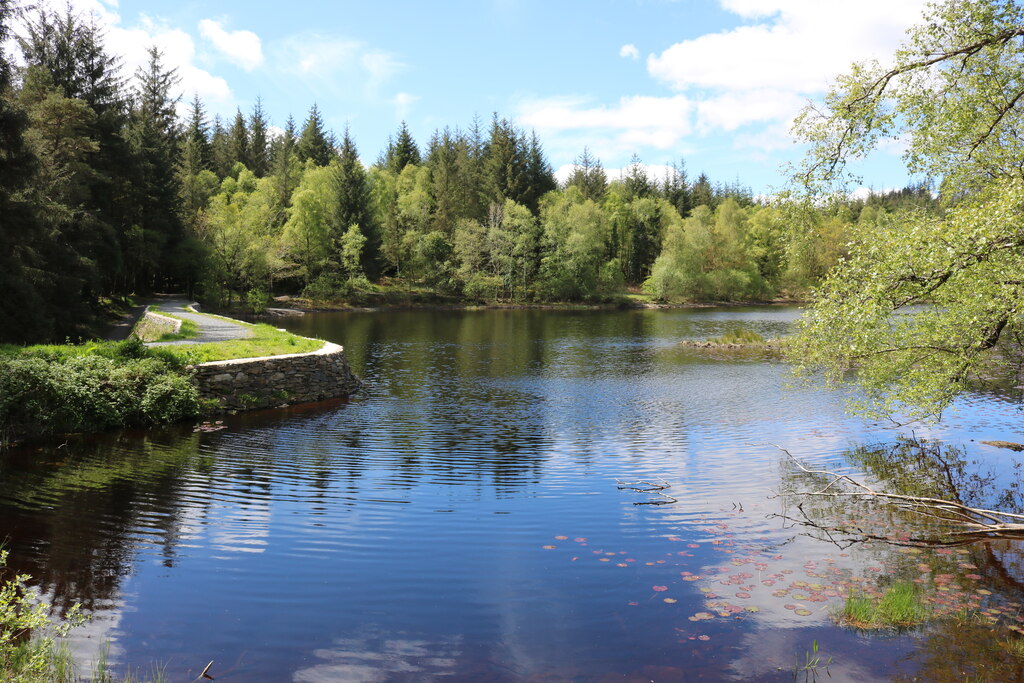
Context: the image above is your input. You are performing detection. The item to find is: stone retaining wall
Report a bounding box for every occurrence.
[133,310,181,342]
[191,341,360,412]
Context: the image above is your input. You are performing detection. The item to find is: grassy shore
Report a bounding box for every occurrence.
[155,322,323,364]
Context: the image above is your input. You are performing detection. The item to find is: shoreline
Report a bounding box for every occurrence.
[237,297,808,317]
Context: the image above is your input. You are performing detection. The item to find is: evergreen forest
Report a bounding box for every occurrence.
[0,4,936,345]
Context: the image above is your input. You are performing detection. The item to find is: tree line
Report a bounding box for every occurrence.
[0,2,935,344]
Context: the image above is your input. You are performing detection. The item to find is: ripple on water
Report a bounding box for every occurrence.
[1,307,1023,682]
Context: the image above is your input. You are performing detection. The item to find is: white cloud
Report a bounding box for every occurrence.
[648,0,930,94]
[22,0,233,109]
[518,94,692,152]
[275,35,405,100]
[553,161,681,186]
[518,1,931,169]
[198,18,263,71]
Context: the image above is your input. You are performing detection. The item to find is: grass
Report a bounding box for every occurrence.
[834,581,932,630]
[143,305,323,362]
[157,323,323,364]
[708,328,767,345]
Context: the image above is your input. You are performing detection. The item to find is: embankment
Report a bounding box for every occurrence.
[191,341,360,412]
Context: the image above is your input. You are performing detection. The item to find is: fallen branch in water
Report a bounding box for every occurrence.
[616,479,678,505]
[772,443,1024,542]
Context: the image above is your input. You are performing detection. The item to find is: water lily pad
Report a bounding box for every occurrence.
[794,609,813,616]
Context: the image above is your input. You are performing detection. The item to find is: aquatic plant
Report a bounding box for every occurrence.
[792,639,832,682]
[835,582,931,630]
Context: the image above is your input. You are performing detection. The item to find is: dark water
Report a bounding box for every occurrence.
[3,307,1024,681]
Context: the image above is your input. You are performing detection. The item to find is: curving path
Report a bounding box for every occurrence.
[146,299,253,346]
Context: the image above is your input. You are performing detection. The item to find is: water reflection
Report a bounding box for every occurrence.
[0,307,1023,681]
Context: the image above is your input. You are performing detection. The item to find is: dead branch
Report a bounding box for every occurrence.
[616,479,678,505]
[771,443,1024,541]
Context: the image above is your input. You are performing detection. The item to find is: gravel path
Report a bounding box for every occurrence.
[147,299,253,346]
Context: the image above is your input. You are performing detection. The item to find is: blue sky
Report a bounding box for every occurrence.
[26,0,933,194]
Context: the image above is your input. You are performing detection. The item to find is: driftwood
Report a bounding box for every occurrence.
[616,479,678,505]
[773,444,1024,543]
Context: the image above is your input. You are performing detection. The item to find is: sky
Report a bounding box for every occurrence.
[18,0,934,194]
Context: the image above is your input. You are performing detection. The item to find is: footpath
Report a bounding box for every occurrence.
[143,298,253,345]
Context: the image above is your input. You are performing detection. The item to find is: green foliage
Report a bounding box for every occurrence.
[0,339,198,442]
[792,640,832,683]
[645,200,772,301]
[788,0,1024,418]
[790,181,1024,420]
[0,549,83,683]
[538,191,620,301]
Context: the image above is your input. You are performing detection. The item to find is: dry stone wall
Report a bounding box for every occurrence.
[133,310,181,342]
[191,341,360,412]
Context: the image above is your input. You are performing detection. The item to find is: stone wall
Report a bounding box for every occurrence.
[133,310,181,342]
[191,341,361,412]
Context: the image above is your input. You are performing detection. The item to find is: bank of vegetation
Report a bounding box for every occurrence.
[0,338,199,447]
[0,1,939,346]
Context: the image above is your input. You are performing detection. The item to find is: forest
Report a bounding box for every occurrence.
[0,4,936,345]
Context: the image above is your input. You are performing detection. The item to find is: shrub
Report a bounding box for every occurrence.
[0,346,200,443]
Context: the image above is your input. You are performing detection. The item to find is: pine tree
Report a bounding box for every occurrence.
[522,130,556,214]
[297,103,333,166]
[662,158,691,217]
[228,108,249,170]
[623,153,654,199]
[691,172,715,210]
[483,114,529,206]
[127,45,184,291]
[334,126,375,274]
[19,4,128,302]
[566,147,607,201]
[248,96,269,176]
[210,115,233,178]
[181,93,211,171]
[383,120,420,173]
[0,0,55,341]
[270,114,300,221]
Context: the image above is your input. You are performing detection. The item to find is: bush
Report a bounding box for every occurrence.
[302,272,350,301]
[1,549,82,682]
[0,345,200,443]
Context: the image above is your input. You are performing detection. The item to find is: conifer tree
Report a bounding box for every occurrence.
[181,93,211,171]
[210,114,233,178]
[270,115,300,219]
[522,130,556,214]
[662,158,691,217]
[334,126,375,274]
[566,147,607,201]
[0,0,55,341]
[623,153,653,199]
[19,4,128,300]
[128,46,189,291]
[297,103,333,166]
[383,120,420,173]
[228,108,250,170]
[248,96,269,176]
[483,115,528,206]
